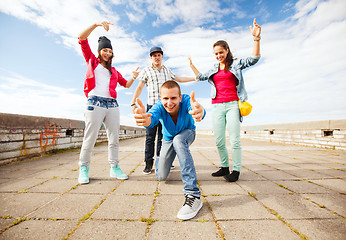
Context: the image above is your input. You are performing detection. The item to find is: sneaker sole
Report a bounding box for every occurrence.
[177,201,203,220]
[143,170,152,175]
[110,175,128,180]
[116,176,128,180]
[78,179,89,184]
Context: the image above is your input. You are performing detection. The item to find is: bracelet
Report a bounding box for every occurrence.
[131,103,136,106]
[254,37,261,41]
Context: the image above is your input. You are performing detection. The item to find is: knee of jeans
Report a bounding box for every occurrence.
[172,137,187,149]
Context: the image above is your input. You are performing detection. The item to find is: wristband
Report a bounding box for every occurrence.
[254,37,261,41]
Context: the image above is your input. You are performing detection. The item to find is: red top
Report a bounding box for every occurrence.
[212,69,239,104]
[78,38,127,99]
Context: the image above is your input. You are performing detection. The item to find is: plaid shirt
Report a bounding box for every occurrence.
[138,65,176,105]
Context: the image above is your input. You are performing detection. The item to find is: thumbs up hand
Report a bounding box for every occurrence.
[188,91,204,122]
[133,98,152,127]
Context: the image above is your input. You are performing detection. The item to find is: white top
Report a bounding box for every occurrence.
[89,64,112,98]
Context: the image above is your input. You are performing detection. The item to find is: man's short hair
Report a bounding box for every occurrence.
[160,80,181,96]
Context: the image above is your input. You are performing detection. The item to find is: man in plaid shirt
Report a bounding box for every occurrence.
[131,46,196,174]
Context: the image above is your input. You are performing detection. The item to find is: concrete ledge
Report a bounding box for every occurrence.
[198,119,346,150]
[0,113,145,164]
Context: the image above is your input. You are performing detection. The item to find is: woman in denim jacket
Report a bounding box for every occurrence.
[77,21,139,184]
[189,18,261,182]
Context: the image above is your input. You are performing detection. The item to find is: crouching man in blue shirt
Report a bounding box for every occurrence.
[133,80,206,220]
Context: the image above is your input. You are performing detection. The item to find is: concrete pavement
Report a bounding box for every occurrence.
[0,135,345,239]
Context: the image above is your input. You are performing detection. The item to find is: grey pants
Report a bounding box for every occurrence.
[79,96,120,168]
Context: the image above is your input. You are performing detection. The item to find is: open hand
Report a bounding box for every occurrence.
[188,91,204,122]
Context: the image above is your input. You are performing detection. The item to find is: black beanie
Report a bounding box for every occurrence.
[98,36,112,52]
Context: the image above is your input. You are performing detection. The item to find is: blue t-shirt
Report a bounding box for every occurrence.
[147,94,205,141]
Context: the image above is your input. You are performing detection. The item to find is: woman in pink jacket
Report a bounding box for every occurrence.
[78,21,139,184]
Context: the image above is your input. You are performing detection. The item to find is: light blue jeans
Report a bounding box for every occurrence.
[212,101,242,171]
[155,129,200,197]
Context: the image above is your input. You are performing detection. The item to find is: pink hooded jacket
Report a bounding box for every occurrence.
[78,38,127,99]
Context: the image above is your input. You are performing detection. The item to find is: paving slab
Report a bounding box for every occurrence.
[0,219,78,240]
[220,220,301,240]
[284,169,328,179]
[0,193,60,217]
[199,180,247,195]
[256,193,337,220]
[92,195,154,220]
[28,193,106,219]
[114,180,158,195]
[0,135,345,240]
[0,219,13,230]
[70,220,147,240]
[289,219,346,240]
[206,195,275,220]
[302,193,346,216]
[256,170,300,180]
[275,180,334,194]
[148,221,220,240]
[29,178,78,194]
[237,180,290,194]
[70,180,120,194]
[0,178,45,192]
[309,179,346,193]
[157,180,185,195]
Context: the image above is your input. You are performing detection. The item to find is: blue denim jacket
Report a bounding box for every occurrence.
[196,55,260,102]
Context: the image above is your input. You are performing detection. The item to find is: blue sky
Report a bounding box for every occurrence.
[0,0,345,129]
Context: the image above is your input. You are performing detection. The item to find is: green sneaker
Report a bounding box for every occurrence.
[78,165,89,184]
[110,165,128,180]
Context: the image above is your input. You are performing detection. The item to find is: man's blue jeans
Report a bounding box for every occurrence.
[155,129,200,197]
[145,105,162,162]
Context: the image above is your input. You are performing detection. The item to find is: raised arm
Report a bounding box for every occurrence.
[175,76,197,83]
[188,57,200,76]
[79,21,113,40]
[250,18,261,56]
[131,81,145,113]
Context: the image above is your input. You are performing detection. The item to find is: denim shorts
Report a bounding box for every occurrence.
[87,95,119,109]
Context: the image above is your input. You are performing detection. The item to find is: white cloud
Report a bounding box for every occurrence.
[0,0,345,129]
[0,68,85,120]
[0,0,147,64]
[149,0,346,126]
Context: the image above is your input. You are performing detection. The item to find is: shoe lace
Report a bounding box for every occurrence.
[183,195,196,207]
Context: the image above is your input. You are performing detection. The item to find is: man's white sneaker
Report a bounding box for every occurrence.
[177,195,203,220]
